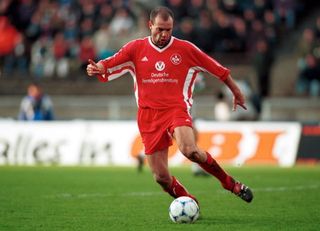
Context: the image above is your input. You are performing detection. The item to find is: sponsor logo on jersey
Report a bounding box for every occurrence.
[155,61,165,71]
[151,72,169,78]
[170,53,182,65]
[141,56,148,62]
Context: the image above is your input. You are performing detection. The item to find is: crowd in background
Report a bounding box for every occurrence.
[0,0,319,97]
[295,18,320,97]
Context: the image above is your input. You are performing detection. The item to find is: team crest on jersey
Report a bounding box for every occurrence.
[155,61,165,71]
[170,53,182,65]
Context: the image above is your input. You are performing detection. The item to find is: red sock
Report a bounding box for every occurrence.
[199,152,235,191]
[165,176,198,203]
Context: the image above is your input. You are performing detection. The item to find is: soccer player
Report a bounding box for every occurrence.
[86,6,253,203]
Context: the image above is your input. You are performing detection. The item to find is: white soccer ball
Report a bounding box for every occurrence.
[168,196,200,224]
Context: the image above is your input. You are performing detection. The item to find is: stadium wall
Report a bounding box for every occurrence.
[0,120,303,167]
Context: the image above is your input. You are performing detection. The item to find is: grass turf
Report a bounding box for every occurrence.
[0,165,319,231]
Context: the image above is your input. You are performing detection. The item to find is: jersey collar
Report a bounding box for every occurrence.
[148,36,174,52]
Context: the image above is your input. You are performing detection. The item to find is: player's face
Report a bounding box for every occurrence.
[149,16,173,48]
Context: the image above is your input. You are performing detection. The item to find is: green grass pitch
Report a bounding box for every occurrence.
[0,165,319,231]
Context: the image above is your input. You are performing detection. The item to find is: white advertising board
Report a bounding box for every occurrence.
[0,120,301,167]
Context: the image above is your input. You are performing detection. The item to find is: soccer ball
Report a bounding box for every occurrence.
[168,196,200,224]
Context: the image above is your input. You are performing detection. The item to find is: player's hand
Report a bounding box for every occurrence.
[86,59,105,76]
[223,75,247,111]
[233,99,247,111]
[232,95,247,111]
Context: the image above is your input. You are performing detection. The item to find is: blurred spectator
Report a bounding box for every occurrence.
[0,0,11,14]
[252,39,274,98]
[174,17,198,42]
[63,18,79,41]
[109,7,134,36]
[213,91,231,121]
[0,16,21,57]
[79,1,96,23]
[252,0,273,20]
[246,19,266,54]
[242,7,256,30]
[52,32,69,77]
[3,34,29,75]
[273,0,297,30]
[128,11,149,40]
[187,0,206,19]
[25,10,42,41]
[79,18,95,39]
[231,17,247,52]
[164,0,188,23]
[314,16,320,39]
[296,28,317,63]
[220,0,240,15]
[0,0,311,83]
[211,10,235,52]
[12,0,37,31]
[295,28,320,97]
[195,9,215,53]
[93,22,115,60]
[95,3,114,27]
[30,35,53,78]
[296,54,320,97]
[79,36,96,71]
[263,10,278,49]
[66,39,81,74]
[18,83,54,121]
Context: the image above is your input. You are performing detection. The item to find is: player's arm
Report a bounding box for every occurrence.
[190,44,246,111]
[189,43,230,81]
[86,41,135,82]
[223,74,247,111]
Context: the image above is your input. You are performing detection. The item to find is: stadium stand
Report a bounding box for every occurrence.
[0,0,319,121]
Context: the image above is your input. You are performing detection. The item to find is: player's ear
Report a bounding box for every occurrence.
[148,20,153,30]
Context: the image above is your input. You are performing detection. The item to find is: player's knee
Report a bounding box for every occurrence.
[179,144,200,162]
[179,144,195,156]
[188,151,202,163]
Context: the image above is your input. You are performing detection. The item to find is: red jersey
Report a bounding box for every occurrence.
[98,36,230,111]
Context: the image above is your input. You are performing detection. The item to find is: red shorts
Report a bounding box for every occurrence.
[137,107,193,154]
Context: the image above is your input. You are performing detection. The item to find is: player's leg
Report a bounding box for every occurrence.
[199,151,253,203]
[173,126,253,203]
[146,148,198,202]
[174,126,233,189]
[146,148,171,189]
[139,107,197,202]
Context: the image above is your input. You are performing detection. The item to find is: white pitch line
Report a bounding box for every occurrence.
[44,184,320,199]
[44,191,162,199]
[252,184,320,192]
[123,191,164,197]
